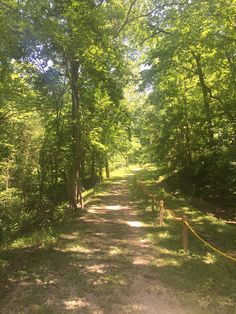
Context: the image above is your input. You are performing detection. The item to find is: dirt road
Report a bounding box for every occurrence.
[0,178,186,313]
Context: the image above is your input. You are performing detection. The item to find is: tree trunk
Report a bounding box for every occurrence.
[99,165,103,183]
[183,80,192,164]
[90,150,96,180]
[105,157,110,179]
[192,52,214,146]
[68,60,83,210]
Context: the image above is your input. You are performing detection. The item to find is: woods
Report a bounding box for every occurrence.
[0,0,134,239]
[0,0,235,241]
[137,0,236,208]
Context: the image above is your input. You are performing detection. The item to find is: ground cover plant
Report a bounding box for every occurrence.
[130,165,236,312]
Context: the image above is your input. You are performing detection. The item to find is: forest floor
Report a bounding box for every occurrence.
[0,172,235,313]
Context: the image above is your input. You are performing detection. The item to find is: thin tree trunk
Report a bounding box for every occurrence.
[90,150,96,179]
[105,157,110,179]
[99,165,103,183]
[183,80,192,164]
[192,52,214,146]
[68,60,83,210]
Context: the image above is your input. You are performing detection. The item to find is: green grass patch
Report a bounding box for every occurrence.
[129,165,236,313]
[0,168,130,298]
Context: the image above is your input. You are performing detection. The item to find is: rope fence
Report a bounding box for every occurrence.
[134,176,236,264]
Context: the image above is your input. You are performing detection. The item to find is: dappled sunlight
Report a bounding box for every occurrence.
[126,221,145,228]
[203,252,217,265]
[56,244,91,253]
[86,264,106,274]
[157,231,171,239]
[154,257,181,267]
[63,297,90,310]
[131,167,142,172]
[112,180,127,185]
[132,255,152,266]
[123,303,146,312]
[109,246,125,256]
[60,232,79,240]
[157,247,182,256]
[105,204,122,210]
[3,174,226,314]
[87,208,99,213]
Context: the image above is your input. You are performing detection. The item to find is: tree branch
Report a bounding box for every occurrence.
[115,0,183,38]
[0,1,14,11]
[116,0,138,35]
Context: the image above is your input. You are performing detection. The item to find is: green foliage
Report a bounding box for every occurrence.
[0,0,140,240]
[131,166,236,312]
[1,0,235,240]
[135,0,236,210]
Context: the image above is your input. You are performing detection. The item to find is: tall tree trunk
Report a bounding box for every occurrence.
[105,157,110,179]
[68,60,83,210]
[192,52,214,146]
[99,166,103,183]
[90,150,96,180]
[183,80,192,164]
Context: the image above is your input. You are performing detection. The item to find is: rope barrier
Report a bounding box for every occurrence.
[166,209,182,221]
[135,175,236,264]
[184,221,236,263]
[137,180,154,198]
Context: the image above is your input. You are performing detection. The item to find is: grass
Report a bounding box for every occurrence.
[2,164,235,313]
[0,165,137,313]
[129,164,236,313]
[0,166,130,298]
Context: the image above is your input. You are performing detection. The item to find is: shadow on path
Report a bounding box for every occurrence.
[0,178,185,314]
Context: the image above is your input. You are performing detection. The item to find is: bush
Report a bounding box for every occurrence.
[178,150,236,207]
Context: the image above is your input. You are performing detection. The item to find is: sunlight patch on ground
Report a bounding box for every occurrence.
[203,252,217,264]
[123,303,146,312]
[60,233,78,240]
[158,247,178,255]
[126,221,145,228]
[88,207,100,213]
[131,167,142,172]
[132,256,150,265]
[105,204,122,210]
[109,246,125,256]
[64,298,90,310]
[158,231,171,239]
[155,258,180,267]
[86,264,106,274]
[57,245,90,253]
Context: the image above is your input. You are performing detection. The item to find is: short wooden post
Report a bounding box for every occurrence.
[182,215,188,251]
[159,200,164,226]
[151,195,155,212]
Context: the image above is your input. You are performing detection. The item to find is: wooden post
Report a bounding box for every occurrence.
[159,200,164,226]
[182,215,188,251]
[151,195,155,212]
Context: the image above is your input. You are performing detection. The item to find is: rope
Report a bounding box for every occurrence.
[184,221,236,263]
[166,209,182,221]
[135,176,236,263]
[137,180,160,204]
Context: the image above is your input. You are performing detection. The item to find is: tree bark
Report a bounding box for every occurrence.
[192,52,214,146]
[183,80,192,164]
[105,157,110,179]
[90,150,96,180]
[68,60,83,210]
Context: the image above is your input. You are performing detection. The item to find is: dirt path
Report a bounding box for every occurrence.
[0,178,187,313]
